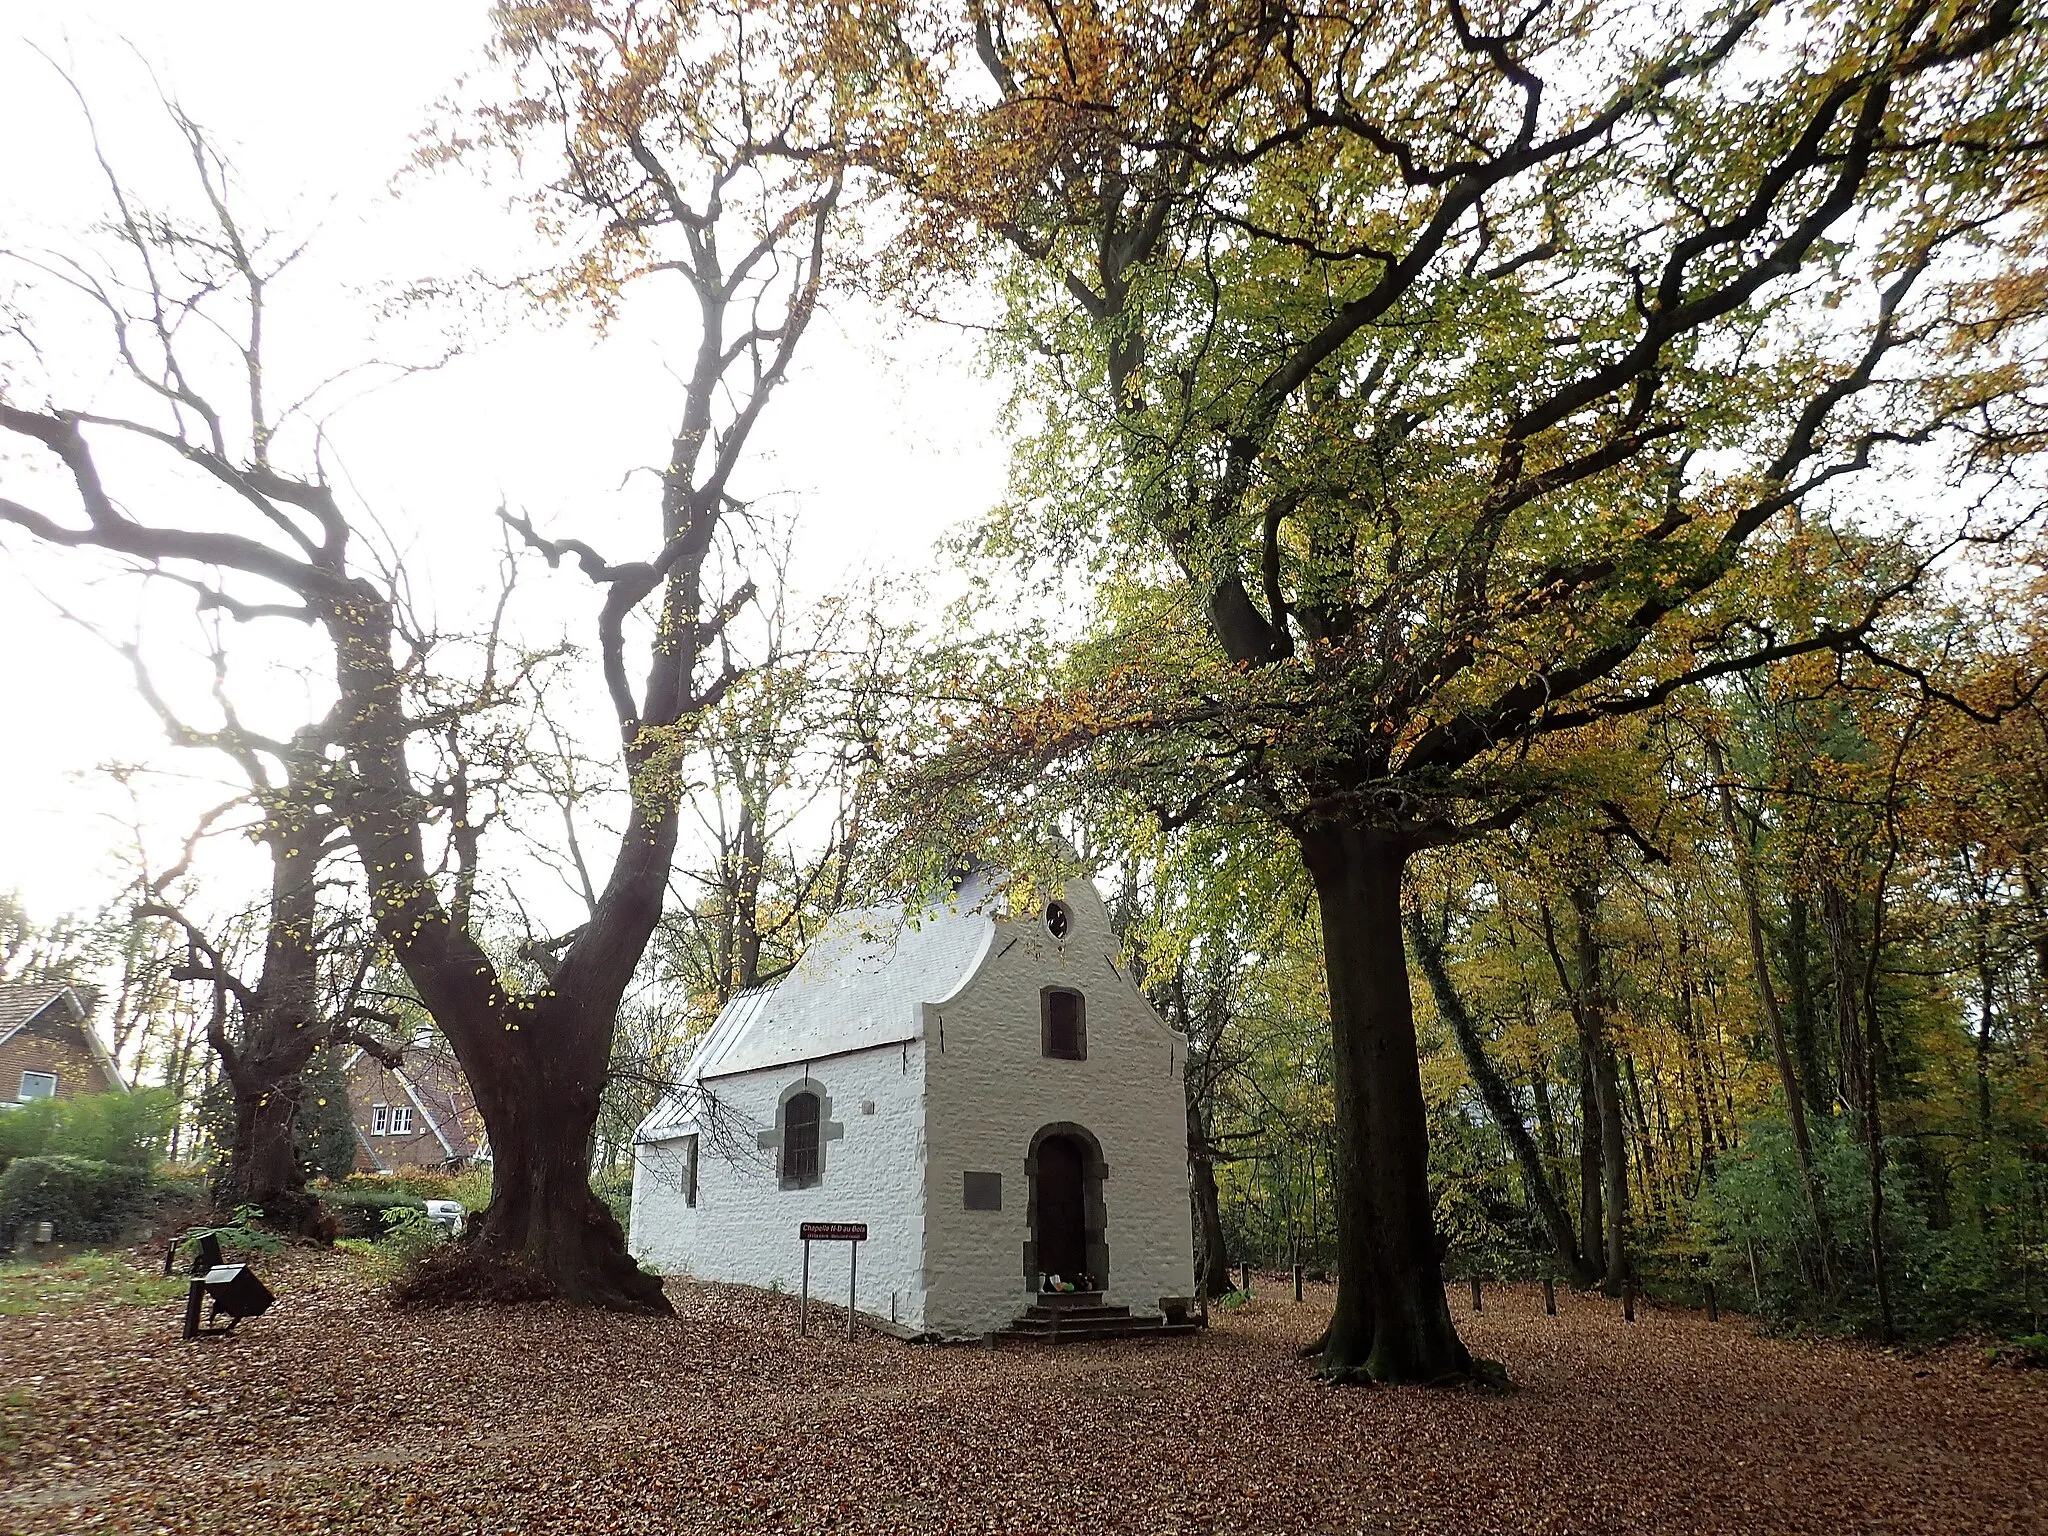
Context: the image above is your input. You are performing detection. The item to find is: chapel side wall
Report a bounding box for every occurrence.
[921,881,1195,1339]
[630,1041,928,1330]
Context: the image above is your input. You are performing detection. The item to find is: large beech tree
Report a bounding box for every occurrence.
[0,7,847,1306]
[865,0,2047,1379]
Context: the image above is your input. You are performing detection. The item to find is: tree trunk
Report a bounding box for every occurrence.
[207,814,327,1236]
[1407,912,1596,1286]
[1299,824,1473,1384]
[1186,1086,1232,1298]
[1576,1052,1605,1276]
[457,1010,658,1306]
[1784,890,1829,1119]
[331,591,674,1312]
[1820,878,1870,1126]
[1972,885,1996,1135]
[1569,882,1631,1292]
[1706,737,1837,1292]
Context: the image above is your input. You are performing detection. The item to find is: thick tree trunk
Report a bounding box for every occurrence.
[1299,824,1472,1385]
[207,815,327,1237]
[459,1016,662,1307]
[330,589,676,1313]
[1407,912,1596,1286]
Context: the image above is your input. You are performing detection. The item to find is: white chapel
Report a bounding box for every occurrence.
[627,870,1197,1340]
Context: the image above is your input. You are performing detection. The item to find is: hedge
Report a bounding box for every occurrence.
[0,1155,156,1244]
[320,1186,428,1239]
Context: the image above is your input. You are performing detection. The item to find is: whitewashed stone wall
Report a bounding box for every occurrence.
[919,878,1194,1339]
[631,1039,930,1332]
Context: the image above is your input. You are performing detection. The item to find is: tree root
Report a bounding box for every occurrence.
[388,1244,560,1311]
[1313,1354,1515,1392]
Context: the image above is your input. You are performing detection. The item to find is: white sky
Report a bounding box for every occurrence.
[0,3,1008,929]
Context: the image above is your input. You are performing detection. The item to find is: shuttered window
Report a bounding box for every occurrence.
[1042,989,1087,1060]
[781,1092,821,1187]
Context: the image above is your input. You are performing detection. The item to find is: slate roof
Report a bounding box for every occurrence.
[635,872,1006,1142]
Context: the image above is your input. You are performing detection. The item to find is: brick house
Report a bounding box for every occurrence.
[343,1042,488,1172]
[0,983,124,1108]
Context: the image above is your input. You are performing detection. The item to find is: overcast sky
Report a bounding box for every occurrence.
[0,3,1009,928]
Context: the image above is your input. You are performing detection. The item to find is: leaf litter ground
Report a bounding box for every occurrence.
[2,1253,2042,1534]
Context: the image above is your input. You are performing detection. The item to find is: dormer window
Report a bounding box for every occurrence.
[1042,988,1086,1060]
[1044,900,1071,941]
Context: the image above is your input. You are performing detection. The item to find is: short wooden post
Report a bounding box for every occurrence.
[799,1238,812,1337]
[1293,1264,1304,1303]
[1704,1279,1718,1323]
[1623,1278,1636,1323]
[1469,1275,1482,1313]
[847,1238,859,1343]
[1542,1275,1556,1316]
[1241,1262,1252,1297]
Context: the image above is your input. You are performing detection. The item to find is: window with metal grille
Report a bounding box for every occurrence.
[371,1103,389,1135]
[781,1092,821,1187]
[1042,988,1086,1060]
[18,1071,57,1101]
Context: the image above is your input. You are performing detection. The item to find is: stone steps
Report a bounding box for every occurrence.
[993,1294,1202,1345]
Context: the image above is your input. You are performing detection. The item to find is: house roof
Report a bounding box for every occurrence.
[0,982,81,1043]
[635,871,1006,1142]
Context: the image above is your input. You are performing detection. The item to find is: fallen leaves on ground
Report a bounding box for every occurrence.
[1,1254,2043,1534]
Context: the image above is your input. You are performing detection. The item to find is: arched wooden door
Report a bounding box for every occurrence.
[1035,1134,1088,1282]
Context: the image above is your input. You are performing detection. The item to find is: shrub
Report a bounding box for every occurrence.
[319,1185,427,1238]
[0,1090,174,1174]
[342,1203,449,1286]
[0,1156,155,1244]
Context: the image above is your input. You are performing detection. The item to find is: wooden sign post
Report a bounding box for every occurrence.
[799,1222,869,1341]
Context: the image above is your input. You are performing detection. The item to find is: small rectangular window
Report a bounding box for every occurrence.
[391,1104,415,1135]
[371,1104,389,1135]
[680,1134,699,1208]
[1042,989,1086,1060]
[18,1071,57,1101]
[963,1171,1002,1211]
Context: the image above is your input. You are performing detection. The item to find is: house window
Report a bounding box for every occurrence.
[963,1171,1002,1211]
[680,1134,699,1208]
[371,1104,390,1135]
[1042,988,1087,1060]
[782,1092,821,1187]
[390,1104,415,1136]
[18,1071,57,1101]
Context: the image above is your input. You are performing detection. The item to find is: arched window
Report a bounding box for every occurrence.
[781,1091,821,1187]
[1042,988,1087,1060]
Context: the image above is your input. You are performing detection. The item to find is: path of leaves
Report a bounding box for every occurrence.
[2,1254,2043,1534]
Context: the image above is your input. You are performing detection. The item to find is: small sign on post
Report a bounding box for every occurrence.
[798,1222,868,1341]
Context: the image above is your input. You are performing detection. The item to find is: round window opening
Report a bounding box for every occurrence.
[1044,900,1072,941]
